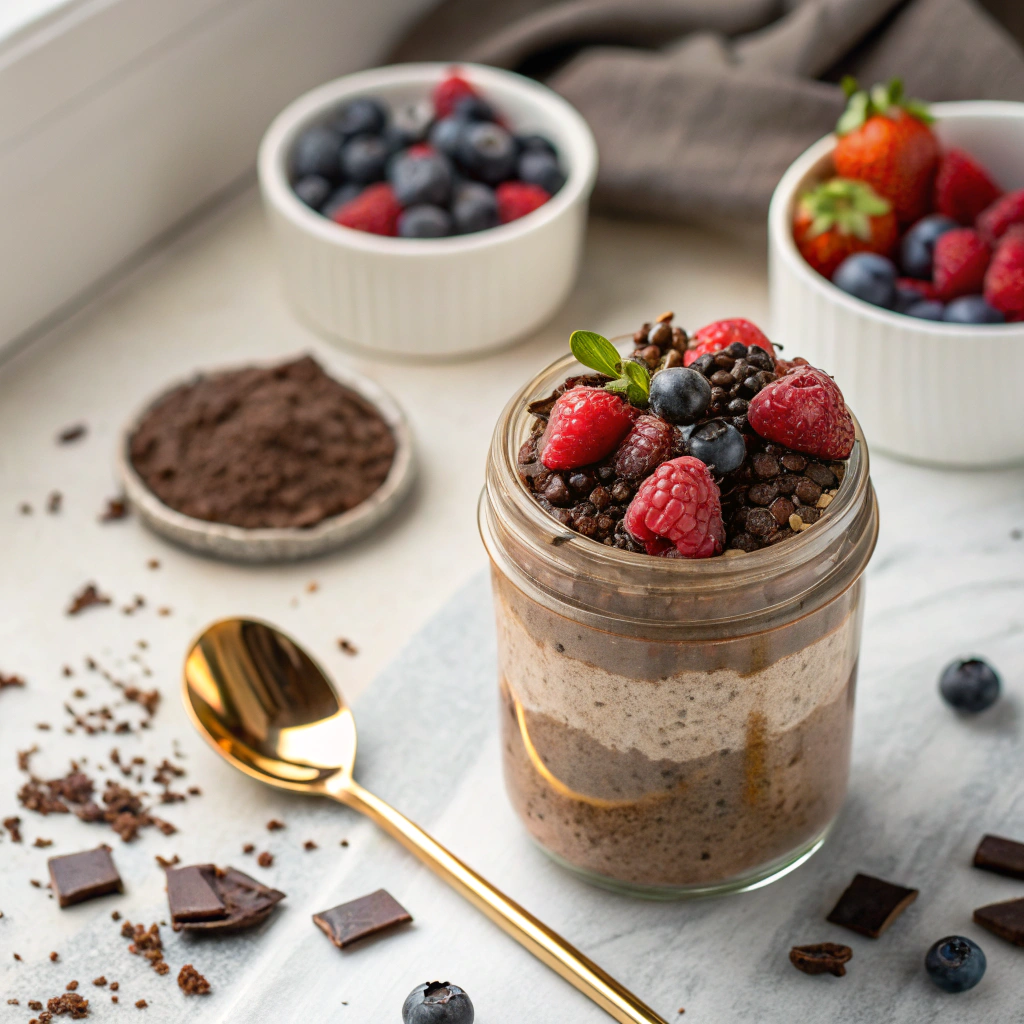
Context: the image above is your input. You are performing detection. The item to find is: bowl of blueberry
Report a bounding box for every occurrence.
[259,62,597,358]
[769,81,1024,468]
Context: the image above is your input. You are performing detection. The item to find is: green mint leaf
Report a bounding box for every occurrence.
[569,330,621,378]
[840,75,859,99]
[604,377,646,406]
[836,91,869,136]
[620,358,650,399]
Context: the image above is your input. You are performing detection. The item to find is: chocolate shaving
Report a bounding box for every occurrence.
[312,889,411,949]
[973,897,1024,946]
[67,584,112,616]
[826,874,918,938]
[168,865,285,932]
[789,943,853,977]
[1,672,26,692]
[973,834,1024,881]
[58,424,87,444]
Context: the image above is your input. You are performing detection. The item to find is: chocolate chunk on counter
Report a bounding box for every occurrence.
[48,845,123,907]
[168,865,284,932]
[166,865,226,924]
[789,943,853,977]
[973,834,1024,881]
[826,874,918,938]
[973,897,1024,946]
[313,889,411,948]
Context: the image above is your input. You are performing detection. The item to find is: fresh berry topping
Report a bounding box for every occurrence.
[517,134,557,156]
[934,148,1003,225]
[428,116,468,158]
[976,188,1024,245]
[405,141,435,158]
[943,295,1004,324]
[451,182,499,234]
[387,101,434,149]
[540,387,637,470]
[684,319,776,367]
[292,126,342,180]
[904,299,945,321]
[793,178,897,279]
[432,72,478,119]
[612,415,674,479]
[624,457,725,559]
[832,252,898,308]
[834,78,938,224]
[933,228,991,302]
[398,204,452,238]
[924,937,987,994]
[339,135,389,184]
[403,981,475,1024]
[518,150,566,195]
[894,276,939,308]
[984,226,1024,321]
[331,182,401,236]
[293,174,332,210]
[648,367,712,425]
[899,214,958,279]
[453,95,495,122]
[496,181,550,223]
[458,122,518,184]
[939,658,1001,712]
[321,183,362,220]
[331,96,388,139]
[748,366,855,460]
[687,419,747,474]
[388,150,453,207]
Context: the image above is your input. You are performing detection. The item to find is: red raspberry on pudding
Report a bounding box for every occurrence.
[540,387,636,470]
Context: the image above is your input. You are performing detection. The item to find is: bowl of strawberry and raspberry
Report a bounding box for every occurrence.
[259,63,597,357]
[517,316,855,558]
[770,82,1024,467]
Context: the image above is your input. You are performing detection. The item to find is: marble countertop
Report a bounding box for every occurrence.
[0,191,1022,1023]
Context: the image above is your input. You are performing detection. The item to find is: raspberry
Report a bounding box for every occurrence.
[896,276,939,301]
[432,72,478,119]
[496,181,550,224]
[934,148,1002,226]
[984,226,1024,321]
[747,366,855,460]
[331,182,400,236]
[405,142,434,158]
[683,319,776,367]
[933,228,991,301]
[624,457,725,559]
[612,415,674,480]
[540,387,636,470]
[976,188,1024,245]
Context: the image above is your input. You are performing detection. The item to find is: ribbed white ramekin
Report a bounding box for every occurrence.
[769,101,1024,468]
[258,63,597,359]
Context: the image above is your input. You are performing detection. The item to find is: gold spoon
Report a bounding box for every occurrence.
[183,617,668,1024]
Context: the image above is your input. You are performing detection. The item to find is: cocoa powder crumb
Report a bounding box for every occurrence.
[4,816,23,841]
[109,983,118,991]
[99,497,129,522]
[67,585,112,616]
[47,991,89,1017]
[304,840,318,851]
[337,638,358,655]
[58,424,87,444]
[266,819,285,831]
[50,951,59,961]
[1,672,26,692]
[92,978,106,987]
[257,852,273,868]
[242,843,255,854]
[48,491,63,514]
[135,999,147,1009]
[65,982,78,992]
[177,965,210,996]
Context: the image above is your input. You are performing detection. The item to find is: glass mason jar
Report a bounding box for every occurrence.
[479,351,878,899]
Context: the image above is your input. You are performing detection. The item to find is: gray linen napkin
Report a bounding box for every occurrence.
[392,0,1024,222]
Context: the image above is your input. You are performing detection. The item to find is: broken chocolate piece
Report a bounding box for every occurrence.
[789,943,853,977]
[826,873,918,938]
[973,897,1024,947]
[48,845,123,908]
[973,834,1024,881]
[168,865,284,932]
[166,865,226,924]
[313,889,411,949]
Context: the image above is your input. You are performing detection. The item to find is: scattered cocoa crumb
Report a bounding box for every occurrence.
[257,852,273,868]
[92,978,106,987]
[187,786,201,796]
[124,687,160,717]
[6,998,18,1004]
[306,581,319,593]
[58,424,87,444]
[146,559,160,570]
[266,819,285,831]
[109,983,118,991]
[1,672,26,691]
[99,497,129,522]
[303,840,317,851]
[111,996,118,1004]
[121,596,145,616]
[14,953,23,961]
[50,952,59,961]
[340,839,349,847]
[35,837,54,848]
[135,999,147,1009]
[111,912,121,922]
[31,879,43,888]
[67,584,112,616]
[157,607,171,617]
[18,501,32,515]
[4,816,23,842]
[37,723,52,731]
[121,921,167,975]
[337,639,358,656]
[177,964,210,996]
[48,491,63,514]
[155,854,179,869]
[65,982,78,991]
[47,991,89,1017]
[63,666,74,677]
[242,843,255,854]
[29,1000,41,1009]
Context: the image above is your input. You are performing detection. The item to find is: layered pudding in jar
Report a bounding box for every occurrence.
[480,314,878,897]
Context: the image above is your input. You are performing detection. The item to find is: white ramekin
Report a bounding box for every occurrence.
[769,101,1024,468]
[258,63,597,359]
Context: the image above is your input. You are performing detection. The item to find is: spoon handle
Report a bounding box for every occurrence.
[330,779,669,1024]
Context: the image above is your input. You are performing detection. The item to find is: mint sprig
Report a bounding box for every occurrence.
[569,330,650,406]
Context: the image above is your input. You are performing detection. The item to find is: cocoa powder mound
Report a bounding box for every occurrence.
[129,357,396,529]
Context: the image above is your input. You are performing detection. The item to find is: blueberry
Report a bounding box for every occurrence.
[340,135,389,184]
[518,150,566,194]
[939,658,1001,712]
[894,284,927,313]
[458,122,518,184]
[905,300,946,321]
[321,183,362,220]
[387,100,435,149]
[402,981,474,1024]
[517,134,557,156]
[925,936,986,993]
[389,152,453,207]
[649,367,712,425]
[943,295,1005,324]
[398,204,453,238]
[900,215,958,279]
[687,420,746,474]
[429,117,469,159]
[832,253,898,309]
[453,95,495,122]
[293,174,332,210]
[331,96,387,139]
[291,126,343,180]
[451,182,499,234]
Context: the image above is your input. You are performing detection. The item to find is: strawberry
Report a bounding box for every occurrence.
[793,178,897,279]
[934,148,1002,225]
[932,228,991,302]
[540,387,636,470]
[984,226,1024,321]
[976,188,1024,245]
[748,366,855,460]
[432,71,478,119]
[612,415,674,480]
[496,181,550,223]
[331,182,401,236]
[624,457,725,559]
[683,319,776,368]
[833,78,939,224]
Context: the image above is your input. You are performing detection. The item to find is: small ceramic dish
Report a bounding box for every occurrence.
[258,62,598,359]
[118,356,414,563]
[769,101,1024,468]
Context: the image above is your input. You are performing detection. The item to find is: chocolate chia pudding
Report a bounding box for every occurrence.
[480,316,878,897]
